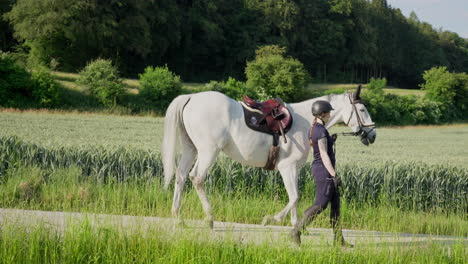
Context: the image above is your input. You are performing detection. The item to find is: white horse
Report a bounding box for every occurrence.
[162,88,376,228]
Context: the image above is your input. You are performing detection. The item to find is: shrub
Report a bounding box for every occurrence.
[245,45,310,102]
[420,67,456,108]
[453,73,468,115]
[420,67,468,120]
[31,68,60,107]
[203,77,256,101]
[139,65,182,109]
[322,87,347,95]
[203,80,225,93]
[77,59,124,107]
[0,52,33,107]
[367,77,386,96]
[362,92,442,125]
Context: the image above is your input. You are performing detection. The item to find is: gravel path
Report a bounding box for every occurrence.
[1,208,466,247]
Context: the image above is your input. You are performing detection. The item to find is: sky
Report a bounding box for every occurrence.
[388,0,468,38]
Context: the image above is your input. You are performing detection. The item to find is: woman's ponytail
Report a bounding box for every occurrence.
[309,117,317,147]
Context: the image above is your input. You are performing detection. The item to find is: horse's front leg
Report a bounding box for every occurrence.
[262,164,299,226]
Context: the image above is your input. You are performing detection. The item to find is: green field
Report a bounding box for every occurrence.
[0,111,465,167]
[0,110,467,262]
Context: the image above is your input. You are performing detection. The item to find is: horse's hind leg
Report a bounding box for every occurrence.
[172,143,196,225]
[189,148,219,229]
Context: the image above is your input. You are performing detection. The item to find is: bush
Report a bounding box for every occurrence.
[362,92,442,125]
[322,87,347,95]
[139,65,182,109]
[203,77,257,101]
[77,59,124,107]
[453,73,468,115]
[367,77,386,96]
[420,67,456,108]
[420,67,468,120]
[31,69,60,107]
[0,52,33,107]
[245,45,310,102]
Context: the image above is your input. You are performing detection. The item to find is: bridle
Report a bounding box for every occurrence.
[341,93,376,138]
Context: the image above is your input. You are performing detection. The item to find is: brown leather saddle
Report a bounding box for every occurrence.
[241,94,293,146]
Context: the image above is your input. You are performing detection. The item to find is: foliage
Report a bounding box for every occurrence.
[420,67,468,119]
[452,72,468,114]
[139,65,182,109]
[420,67,457,107]
[4,0,162,72]
[203,77,257,101]
[254,45,287,58]
[363,92,442,125]
[3,0,468,86]
[367,77,386,95]
[245,45,310,102]
[0,52,32,107]
[0,52,60,107]
[322,87,347,95]
[1,220,467,263]
[77,59,124,107]
[31,68,60,107]
[0,0,16,52]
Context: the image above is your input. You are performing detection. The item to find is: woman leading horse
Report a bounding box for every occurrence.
[290,100,353,247]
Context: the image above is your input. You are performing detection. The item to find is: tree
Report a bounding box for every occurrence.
[5,0,159,72]
[0,0,16,52]
[245,45,310,102]
[420,66,456,107]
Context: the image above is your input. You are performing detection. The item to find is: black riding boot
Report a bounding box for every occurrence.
[330,207,353,247]
[290,205,324,246]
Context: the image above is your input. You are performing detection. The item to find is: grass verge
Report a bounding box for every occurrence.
[1,221,466,264]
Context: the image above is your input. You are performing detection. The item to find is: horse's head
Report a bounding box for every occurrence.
[340,85,376,146]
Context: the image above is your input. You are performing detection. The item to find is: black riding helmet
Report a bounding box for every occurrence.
[311,100,334,116]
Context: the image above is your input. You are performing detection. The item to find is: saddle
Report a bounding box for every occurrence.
[240,95,293,170]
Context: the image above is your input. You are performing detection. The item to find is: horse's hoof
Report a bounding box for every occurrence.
[262,215,275,226]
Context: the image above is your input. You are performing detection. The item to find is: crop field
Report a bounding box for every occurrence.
[0,111,466,166]
[0,110,467,263]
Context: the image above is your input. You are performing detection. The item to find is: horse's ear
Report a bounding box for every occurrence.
[354,84,362,100]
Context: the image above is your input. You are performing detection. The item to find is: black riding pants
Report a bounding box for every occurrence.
[297,164,340,230]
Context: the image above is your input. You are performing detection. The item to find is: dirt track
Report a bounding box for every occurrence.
[0,208,466,248]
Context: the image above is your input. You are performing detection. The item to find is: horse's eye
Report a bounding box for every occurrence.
[360,109,365,112]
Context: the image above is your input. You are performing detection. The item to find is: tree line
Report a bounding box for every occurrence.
[1,0,468,87]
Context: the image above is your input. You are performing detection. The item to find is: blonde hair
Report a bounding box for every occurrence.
[309,117,318,147]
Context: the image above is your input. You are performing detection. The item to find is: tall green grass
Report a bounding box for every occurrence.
[1,136,466,214]
[1,165,467,236]
[1,222,466,264]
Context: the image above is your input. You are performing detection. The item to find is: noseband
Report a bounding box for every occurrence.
[341,93,376,138]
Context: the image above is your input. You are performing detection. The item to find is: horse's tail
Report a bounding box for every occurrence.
[162,94,192,190]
